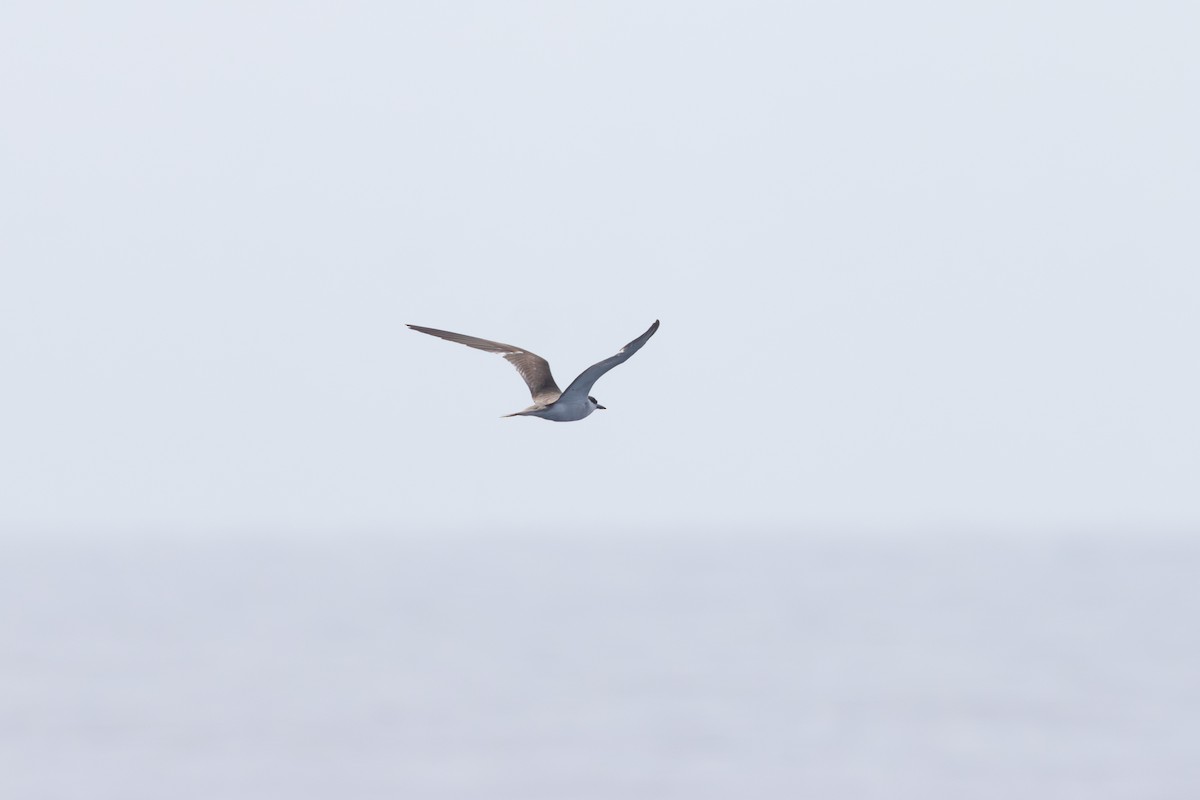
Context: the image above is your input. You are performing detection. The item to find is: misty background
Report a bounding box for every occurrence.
[3,2,1197,536]
[1,2,1198,798]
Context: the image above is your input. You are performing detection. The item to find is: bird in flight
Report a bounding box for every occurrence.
[407,320,660,421]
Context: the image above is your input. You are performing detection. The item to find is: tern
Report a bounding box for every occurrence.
[407,319,660,421]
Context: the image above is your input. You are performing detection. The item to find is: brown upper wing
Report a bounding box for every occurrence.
[407,324,563,404]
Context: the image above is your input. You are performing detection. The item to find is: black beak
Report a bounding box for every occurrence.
[596,404,606,410]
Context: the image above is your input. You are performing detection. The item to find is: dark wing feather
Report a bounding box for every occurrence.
[560,320,660,402]
[407,324,562,404]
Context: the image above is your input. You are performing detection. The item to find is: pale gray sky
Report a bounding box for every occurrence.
[2,2,1198,537]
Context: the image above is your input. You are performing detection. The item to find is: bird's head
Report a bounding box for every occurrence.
[588,395,606,410]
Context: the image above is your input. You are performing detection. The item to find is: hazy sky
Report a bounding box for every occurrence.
[2,2,1197,537]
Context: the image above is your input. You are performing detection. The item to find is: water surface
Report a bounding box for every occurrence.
[2,533,1196,799]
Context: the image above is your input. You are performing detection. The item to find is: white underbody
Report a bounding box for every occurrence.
[513,394,598,422]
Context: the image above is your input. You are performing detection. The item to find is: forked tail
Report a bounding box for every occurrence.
[501,405,543,418]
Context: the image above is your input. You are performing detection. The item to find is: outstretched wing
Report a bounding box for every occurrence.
[560,320,660,402]
[407,324,563,404]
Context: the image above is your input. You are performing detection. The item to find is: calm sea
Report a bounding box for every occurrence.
[2,533,1197,799]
